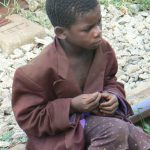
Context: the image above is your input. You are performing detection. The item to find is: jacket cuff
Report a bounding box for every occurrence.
[50,98,75,133]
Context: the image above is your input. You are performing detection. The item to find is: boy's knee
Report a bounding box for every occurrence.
[109,118,129,140]
[87,118,130,150]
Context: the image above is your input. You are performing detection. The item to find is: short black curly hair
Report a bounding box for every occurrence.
[46,0,99,28]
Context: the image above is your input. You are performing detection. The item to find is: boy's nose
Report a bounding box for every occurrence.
[93,26,101,38]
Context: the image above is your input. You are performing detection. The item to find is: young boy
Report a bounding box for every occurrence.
[12,0,150,149]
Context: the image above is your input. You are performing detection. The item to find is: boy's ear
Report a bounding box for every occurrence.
[54,26,67,40]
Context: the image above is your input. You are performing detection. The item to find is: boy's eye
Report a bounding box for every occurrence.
[83,27,92,32]
[82,19,102,32]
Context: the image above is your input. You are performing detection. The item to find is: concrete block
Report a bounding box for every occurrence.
[0,14,46,54]
[127,82,150,105]
[9,144,26,150]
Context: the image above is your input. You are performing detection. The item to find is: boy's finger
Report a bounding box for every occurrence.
[100,99,116,107]
[91,92,99,97]
[86,92,99,103]
[88,93,101,109]
[82,92,98,99]
[94,93,101,105]
[100,95,118,107]
[101,92,110,99]
[100,102,118,112]
[96,93,101,103]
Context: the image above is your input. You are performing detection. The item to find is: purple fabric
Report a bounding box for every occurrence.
[69,113,90,128]
[80,119,86,128]
[80,112,91,128]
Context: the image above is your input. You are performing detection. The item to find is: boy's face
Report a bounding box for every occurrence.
[65,5,102,50]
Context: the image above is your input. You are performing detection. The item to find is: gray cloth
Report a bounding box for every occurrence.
[84,116,150,150]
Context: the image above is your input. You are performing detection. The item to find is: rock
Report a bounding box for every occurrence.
[12,131,26,140]
[46,27,55,39]
[118,58,128,67]
[21,44,34,52]
[34,36,53,46]
[0,14,46,55]
[127,81,150,104]
[146,16,150,23]
[140,12,149,17]
[126,65,140,74]
[130,4,140,14]
[24,52,37,61]
[118,74,129,82]
[9,144,26,150]
[139,73,150,80]
[0,123,9,136]
[29,1,40,12]
[12,49,24,59]
[0,141,10,148]
[144,44,150,52]
[116,69,125,78]
[118,15,132,25]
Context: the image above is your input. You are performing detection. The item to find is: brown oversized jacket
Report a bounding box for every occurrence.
[12,38,133,150]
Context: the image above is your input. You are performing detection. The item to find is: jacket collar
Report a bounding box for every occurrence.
[55,38,69,79]
[54,37,106,93]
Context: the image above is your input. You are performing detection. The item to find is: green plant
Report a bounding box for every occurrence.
[135,108,150,134]
[98,0,150,11]
[136,0,150,10]
[99,0,109,6]
[0,0,10,7]
[0,0,21,14]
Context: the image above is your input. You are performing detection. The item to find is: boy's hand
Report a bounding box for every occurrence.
[70,92,101,113]
[99,92,119,115]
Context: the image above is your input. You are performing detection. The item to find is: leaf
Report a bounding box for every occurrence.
[143,123,150,134]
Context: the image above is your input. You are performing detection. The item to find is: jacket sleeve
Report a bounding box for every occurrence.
[103,42,133,117]
[12,68,76,137]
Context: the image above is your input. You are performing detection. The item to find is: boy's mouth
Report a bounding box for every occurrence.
[91,42,100,49]
[93,39,101,46]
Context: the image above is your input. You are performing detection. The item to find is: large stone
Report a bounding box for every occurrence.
[0,141,10,148]
[127,81,150,105]
[0,14,46,54]
[9,144,26,150]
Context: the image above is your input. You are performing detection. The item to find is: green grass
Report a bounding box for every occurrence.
[20,9,51,29]
[0,0,21,14]
[136,118,150,134]
[135,108,150,134]
[0,0,10,7]
[99,0,150,11]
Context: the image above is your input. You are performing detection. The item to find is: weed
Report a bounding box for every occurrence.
[0,0,21,15]
[135,108,150,134]
[98,0,150,11]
